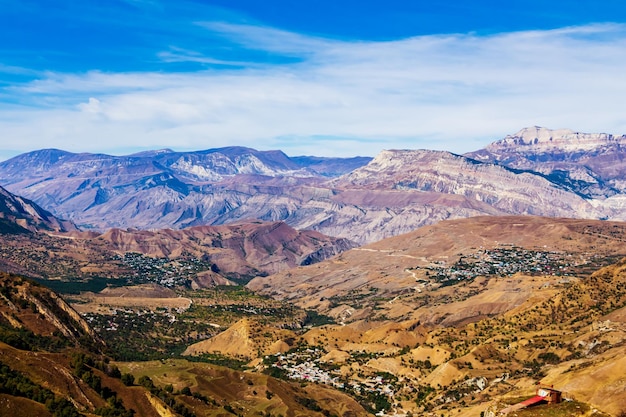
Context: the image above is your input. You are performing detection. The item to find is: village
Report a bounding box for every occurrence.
[264,347,398,413]
[116,252,213,287]
[425,246,610,285]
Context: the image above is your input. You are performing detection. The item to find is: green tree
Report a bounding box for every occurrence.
[121,373,135,386]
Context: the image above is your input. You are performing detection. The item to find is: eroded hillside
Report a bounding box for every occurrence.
[0,220,354,287]
[0,273,370,417]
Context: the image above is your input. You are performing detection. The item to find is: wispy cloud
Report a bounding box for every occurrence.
[1,22,626,158]
[157,46,256,67]
[198,21,336,56]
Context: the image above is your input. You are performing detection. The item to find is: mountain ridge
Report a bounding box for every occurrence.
[332,148,599,218]
[0,217,355,286]
[2,127,626,243]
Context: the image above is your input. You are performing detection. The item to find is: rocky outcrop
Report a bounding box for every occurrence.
[18,287,104,346]
[333,149,601,219]
[466,126,626,198]
[0,273,104,348]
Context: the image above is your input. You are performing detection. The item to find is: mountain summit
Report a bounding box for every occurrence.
[487,126,623,151]
[466,126,626,199]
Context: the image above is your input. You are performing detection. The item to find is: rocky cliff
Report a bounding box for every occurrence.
[333,149,600,219]
[466,126,626,198]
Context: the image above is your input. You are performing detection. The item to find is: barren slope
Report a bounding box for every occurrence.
[249,216,626,320]
[0,185,75,233]
[0,220,355,286]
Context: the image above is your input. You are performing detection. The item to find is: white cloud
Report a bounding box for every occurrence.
[77,97,102,114]
[1,23,626,159]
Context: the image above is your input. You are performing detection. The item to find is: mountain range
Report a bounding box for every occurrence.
[1,127,625,244]
[3,126,626,415]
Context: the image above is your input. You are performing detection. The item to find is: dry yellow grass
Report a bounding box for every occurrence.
[117,359,369,417]
[541,343,626,415]
[70,283,192,313]
[72,296,192,314]
[183,318,297,359]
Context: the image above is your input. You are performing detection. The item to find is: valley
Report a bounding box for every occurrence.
[2,128,626,416]
[3,214,626,416]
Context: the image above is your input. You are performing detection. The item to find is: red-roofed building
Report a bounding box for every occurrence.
[498,387,562,414]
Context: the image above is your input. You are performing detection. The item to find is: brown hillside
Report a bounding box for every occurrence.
[118,359,370,417]
[0,220,355,286]
[240,261,626,416]
[0,273,369,417]
[249,216,626,321]
[0,273,103,346]
[240,217,626,416]
[97,221,356,277]
[183,318,297,359]
[0,394,52,417]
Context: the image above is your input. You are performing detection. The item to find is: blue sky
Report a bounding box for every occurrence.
[1,0,626,160]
